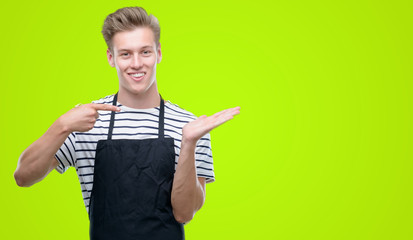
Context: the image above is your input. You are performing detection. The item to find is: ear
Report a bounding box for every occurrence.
[156,43,162,64]
[107,49,115,67]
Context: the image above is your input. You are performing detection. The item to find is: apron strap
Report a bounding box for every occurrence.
[107,93,165,140]
[159,95,165,139]
[107,93,118,140]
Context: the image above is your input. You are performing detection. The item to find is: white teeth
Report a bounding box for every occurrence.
[131,73,145,78]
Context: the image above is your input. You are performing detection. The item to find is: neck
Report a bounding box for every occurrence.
[117,85,161,109]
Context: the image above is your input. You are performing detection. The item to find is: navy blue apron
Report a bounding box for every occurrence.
[89,93,184,240]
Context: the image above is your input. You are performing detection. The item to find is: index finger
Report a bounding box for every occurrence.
[89,103,121,112]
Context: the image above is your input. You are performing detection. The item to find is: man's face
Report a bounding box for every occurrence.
[107,27,161,96]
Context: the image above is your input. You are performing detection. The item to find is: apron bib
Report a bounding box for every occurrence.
[89,93,184,240]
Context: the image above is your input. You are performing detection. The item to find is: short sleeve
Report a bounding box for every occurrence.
[54,132,77,174]
[195,133,215,183]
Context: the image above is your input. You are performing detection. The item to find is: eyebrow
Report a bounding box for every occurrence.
[118,45,153,52]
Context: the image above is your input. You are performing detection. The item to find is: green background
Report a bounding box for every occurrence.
[1,0,412,239]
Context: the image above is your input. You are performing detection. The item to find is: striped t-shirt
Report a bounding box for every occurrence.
[55,94,214,212]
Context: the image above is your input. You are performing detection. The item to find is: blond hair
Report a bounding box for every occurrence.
[101,7,160,52]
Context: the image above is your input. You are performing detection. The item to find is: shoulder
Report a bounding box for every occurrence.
[164,101,198,122]
[91,94,115,105]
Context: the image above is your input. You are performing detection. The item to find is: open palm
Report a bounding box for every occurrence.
[182,106,240,143]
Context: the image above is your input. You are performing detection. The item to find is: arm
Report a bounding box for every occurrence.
[171,106,240,223]
[14,103,121,187]
[171,139,206,223]
[14,118,70,187]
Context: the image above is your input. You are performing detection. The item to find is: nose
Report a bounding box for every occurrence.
[131,54,143,69]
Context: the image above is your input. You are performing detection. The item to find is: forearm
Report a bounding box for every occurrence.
[171,139,205,223]
[14,117,71,187]
[171,106,239,223]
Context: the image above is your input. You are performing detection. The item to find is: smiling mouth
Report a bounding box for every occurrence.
[130,73,145,77]
[128,72,146,81]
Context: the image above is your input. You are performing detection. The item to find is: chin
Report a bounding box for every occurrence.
[120,78,156,96]
[128,88,148,95]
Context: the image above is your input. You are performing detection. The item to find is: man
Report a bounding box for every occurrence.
[14,6,240,240]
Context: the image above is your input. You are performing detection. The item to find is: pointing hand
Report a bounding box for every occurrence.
[59,103,121,132]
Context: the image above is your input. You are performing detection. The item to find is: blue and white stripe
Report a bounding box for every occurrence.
[55,94,214,212]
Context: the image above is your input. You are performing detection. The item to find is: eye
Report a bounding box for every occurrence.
[121,52,129,57]
[143,50,151,55]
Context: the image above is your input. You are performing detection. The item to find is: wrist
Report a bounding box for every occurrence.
[55,116,71,134]
[181,136,197,149]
